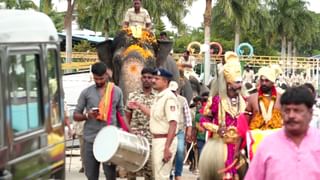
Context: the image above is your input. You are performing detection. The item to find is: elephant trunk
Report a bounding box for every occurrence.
[156,40,173,67]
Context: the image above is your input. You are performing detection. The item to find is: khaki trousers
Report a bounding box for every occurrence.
[152,137,177,180]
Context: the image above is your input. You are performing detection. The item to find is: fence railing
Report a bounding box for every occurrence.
[61,52,319,72]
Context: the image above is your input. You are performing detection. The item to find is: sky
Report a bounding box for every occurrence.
[163,0,320,30]
[33,0,320,31]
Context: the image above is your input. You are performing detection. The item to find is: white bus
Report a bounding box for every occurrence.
[0,10,65,179]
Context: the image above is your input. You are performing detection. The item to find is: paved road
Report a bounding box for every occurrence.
[65,148,199,180]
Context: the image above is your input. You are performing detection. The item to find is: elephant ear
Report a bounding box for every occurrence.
[96,40,114,69]
[156,40,173,67]
[179,78,193,105]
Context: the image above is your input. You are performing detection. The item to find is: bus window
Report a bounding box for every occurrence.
[8,54,42,134]
[47,49,61,125]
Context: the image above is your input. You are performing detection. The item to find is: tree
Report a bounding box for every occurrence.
[203,0,212,85]
[213,0,259,51]
[64,0,76,63]
[77,0,195,37]
[269,0,310,59]
[1,0,37,9]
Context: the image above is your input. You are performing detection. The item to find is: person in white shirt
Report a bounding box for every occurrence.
[123,0,152,29]
[303,83,320,129]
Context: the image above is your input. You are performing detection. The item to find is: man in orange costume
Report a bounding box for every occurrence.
[245,66,282,130]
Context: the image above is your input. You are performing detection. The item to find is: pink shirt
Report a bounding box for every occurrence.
[245,127,320,180]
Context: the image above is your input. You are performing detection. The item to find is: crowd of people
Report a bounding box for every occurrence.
[68,52,320,180]
[242,64,317,93]
[65,0,320,179]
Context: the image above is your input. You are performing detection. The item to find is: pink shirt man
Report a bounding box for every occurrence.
[245,127,320,180]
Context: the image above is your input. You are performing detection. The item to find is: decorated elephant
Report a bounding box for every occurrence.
[96,28,189,103]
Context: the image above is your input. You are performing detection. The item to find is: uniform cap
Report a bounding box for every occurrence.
[152,68,173,79]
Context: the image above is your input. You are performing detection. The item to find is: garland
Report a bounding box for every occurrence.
[258,86,277,122]
[122,44,153,59]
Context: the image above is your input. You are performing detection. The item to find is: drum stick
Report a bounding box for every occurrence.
[183,142,194,164]
[68,137,75,172]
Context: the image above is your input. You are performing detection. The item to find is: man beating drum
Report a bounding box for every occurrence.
[128,68,179,179]
[73,62,129,180]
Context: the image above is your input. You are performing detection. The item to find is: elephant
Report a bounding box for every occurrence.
[96,28,194,104]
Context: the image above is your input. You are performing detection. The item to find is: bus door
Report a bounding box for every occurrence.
[5,46,50,179]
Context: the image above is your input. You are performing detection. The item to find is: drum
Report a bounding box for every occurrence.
[93,126,150,172]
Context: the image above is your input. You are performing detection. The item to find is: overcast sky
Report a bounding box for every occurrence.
[33,0,320,31]
[163,0,320,30]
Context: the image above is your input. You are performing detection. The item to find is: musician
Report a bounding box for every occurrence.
[128,68,179,179]
[73,62,129,180]
[199,51,246,180]
[125,67,155,180]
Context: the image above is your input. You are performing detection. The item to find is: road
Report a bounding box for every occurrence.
[65,148,199,180]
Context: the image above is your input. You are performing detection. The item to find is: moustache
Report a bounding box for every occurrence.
[284,119,299,125]
[230,87,241,93]
[260,85,271,93]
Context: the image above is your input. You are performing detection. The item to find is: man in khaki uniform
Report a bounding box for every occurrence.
[128,68,179,179]
[125,67,155,180]
[123,0,152,29]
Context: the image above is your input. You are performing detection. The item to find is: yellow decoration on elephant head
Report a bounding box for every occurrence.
[122,44,153,59]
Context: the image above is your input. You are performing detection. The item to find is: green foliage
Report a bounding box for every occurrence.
[173,28,203,53]
[48,11,64,32]
[154,19,166,36]
[77,0,195,37]
[209,0,320,57]
[1,0,38,9]
[73,40,96,52]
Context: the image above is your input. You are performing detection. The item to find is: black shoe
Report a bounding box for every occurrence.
[79,167,84,173]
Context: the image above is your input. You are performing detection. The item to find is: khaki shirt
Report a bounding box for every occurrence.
[150,88,179,134]
[124,7,151,28]
[125,89,155,140]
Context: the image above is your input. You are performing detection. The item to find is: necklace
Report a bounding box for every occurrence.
[226,96,240,118]
[230,97,238,106]
[259,98,274,122]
